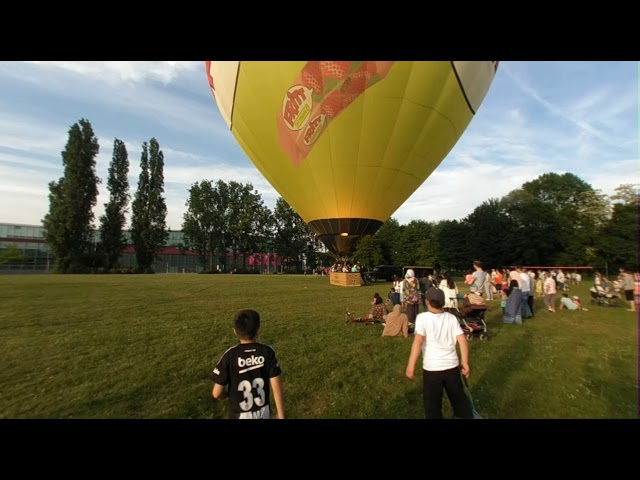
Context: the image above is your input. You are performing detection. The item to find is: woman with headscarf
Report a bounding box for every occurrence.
[503,279,523,324]
[381,304,409,338]
[401,269,421,327]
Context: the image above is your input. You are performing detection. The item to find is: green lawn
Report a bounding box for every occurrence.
[0,274,637,419]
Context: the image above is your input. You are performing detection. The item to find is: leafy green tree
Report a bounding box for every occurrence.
[299,221,322,272]
[609,183,639,205]
[98,139,130,270]
[148,139,169,258]
[346,174,636,274]
[252,203,276,269]
[462,198,513,270]
[432,219,470,272]
[227,181,268,270]
[521,172,599,265]
[522,173,591,206]
[42,119,100,273]
[395,220,432,266]
[560,188,612,266]
[373,217,402,265]
[353,236,377,268]
[130,138,168,272]
[131,142,151,271]
[273,198,308,271]
[500,189,563,265]
[182,180,218,270]
[597,202,639,270]
[415,236,438,267]
[211,180,233,271]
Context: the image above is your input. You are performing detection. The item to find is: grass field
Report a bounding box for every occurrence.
[0,273,637,419]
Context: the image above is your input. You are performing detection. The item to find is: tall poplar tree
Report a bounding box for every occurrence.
[130,138,168,272]
[42,118,100,273]
[98,139,130,270]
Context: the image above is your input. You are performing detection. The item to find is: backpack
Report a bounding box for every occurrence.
[404,279,420,304]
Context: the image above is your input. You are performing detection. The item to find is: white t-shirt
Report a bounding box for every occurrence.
[560,297,578,310]
[415,310,464,372]
[519,272,532,293]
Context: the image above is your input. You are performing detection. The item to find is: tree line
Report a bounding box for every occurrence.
[181,180,326,272]
[43,119,168,273]
[41,118,326,273]
[353,175,638,273]
[41,118,638,274]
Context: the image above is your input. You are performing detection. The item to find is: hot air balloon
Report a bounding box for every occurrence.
[204,61,498,256]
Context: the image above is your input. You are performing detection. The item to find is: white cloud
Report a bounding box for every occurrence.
[507,108,524,123]
[568,86,613,116]
[0,114,69,157]
[500,63,626,147]
[0,62,231,142]
[0,151,60,171]
[0,61,636,234]
[391,157,552,224]
[22,61,201,86]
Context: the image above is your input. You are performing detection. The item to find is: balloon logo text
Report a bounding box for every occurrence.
[282,85,313,131]
[303,114,326,146]
[277,61,396,167]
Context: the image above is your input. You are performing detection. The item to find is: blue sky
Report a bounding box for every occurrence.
[0,61,637,231]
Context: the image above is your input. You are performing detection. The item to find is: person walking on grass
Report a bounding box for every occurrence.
[406,287,473,419]
[210,309,285,419]
[619,268,636,312]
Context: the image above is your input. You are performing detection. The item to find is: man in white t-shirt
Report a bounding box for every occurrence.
[406,287,472,419]
[517,266,533,318]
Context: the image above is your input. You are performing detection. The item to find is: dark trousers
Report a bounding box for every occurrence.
[528,294,534,317]
[390,293,400,305]
[423,367,473,419]
[407,303,419,325]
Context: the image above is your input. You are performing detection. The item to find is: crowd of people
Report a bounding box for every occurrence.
[208,262,638,420]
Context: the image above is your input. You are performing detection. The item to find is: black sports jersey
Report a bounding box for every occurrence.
[210,342,282,419]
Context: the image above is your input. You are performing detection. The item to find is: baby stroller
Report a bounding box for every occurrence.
[451,306,488,341]
[461,308,488,341]
[589,286,620,307]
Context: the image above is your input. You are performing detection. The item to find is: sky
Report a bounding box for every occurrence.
[0,61,637,231]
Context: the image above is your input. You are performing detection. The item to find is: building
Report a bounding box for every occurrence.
[0,223,53,272]
[0,223,283,273]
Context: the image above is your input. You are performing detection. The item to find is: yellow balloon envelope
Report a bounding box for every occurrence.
[205,61,498,255]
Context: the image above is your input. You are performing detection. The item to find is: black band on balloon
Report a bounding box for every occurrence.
[450,61,476,116]
[308,218,383,237]
[308,218,384,255]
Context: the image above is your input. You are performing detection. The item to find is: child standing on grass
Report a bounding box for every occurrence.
[406,287,473,419]
[210,309,285,419]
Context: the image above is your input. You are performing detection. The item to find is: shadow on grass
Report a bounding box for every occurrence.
[44,375,216,419]
[581,356,638,419]
[471,325,535,419]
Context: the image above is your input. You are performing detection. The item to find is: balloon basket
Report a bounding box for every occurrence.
[330,272,362,287]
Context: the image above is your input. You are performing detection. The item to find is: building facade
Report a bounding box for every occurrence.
[0,223,283,273]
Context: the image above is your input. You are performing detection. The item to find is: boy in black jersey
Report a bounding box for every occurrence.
[211,309,285,419]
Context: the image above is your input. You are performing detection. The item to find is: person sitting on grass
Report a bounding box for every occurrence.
[364,293,388,324]
[558,293,589,311]
[381,304,409,338]
[571,295,588,311]
[558,292,578,310]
